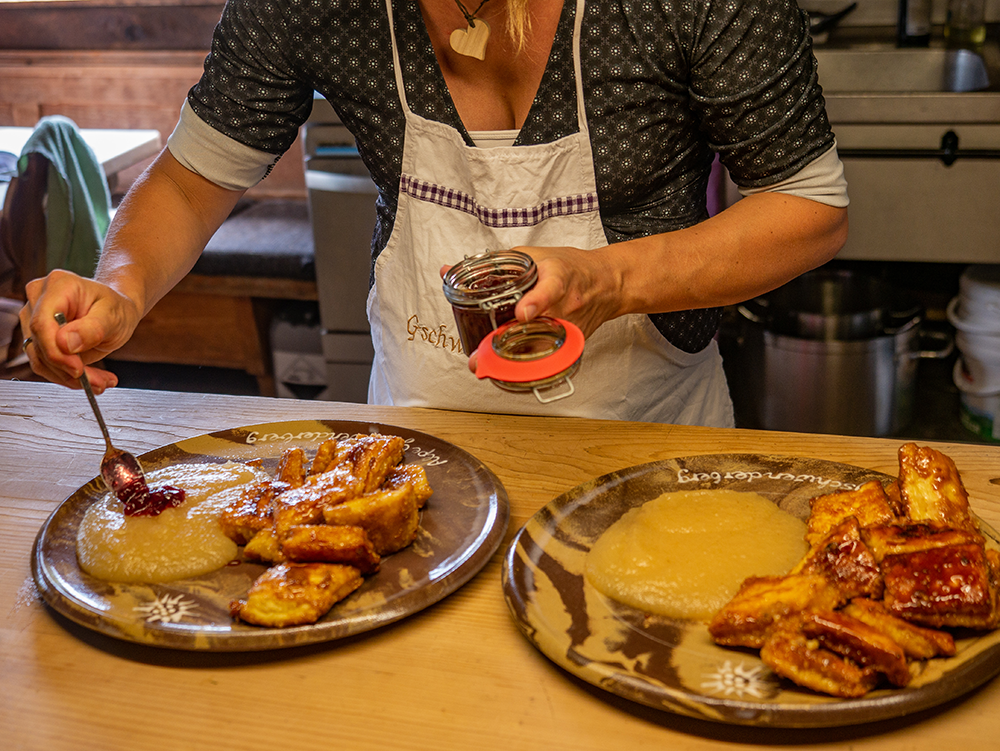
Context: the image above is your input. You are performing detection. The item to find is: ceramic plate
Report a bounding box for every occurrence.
[33,419,508,651]
[502,453,1000,728]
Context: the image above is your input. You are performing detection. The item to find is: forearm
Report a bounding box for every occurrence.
[610,194,848,316]
[515,195,847,338]
[96,148,245,318]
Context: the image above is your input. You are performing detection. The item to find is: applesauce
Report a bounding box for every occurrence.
[77,461,264,583]
[585,489,808,621]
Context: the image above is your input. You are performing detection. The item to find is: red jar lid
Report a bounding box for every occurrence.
[474,317,584,401]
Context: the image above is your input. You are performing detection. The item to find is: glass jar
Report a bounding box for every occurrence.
[898,0,932,47]
[474,317,584,403]
[442,250,538,355]
[945,0,986,51]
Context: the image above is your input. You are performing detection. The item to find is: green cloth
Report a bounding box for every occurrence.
[18,116,111,278]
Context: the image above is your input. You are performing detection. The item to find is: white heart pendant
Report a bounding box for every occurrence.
[449,19,491,61]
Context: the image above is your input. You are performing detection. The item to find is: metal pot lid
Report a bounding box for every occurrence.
[743,269,923,340]
[475,317,584,402]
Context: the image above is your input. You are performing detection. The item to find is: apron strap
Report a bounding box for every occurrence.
[385,0,412,116]
[571,0,588,135]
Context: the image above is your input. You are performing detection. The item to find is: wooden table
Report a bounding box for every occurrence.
[2,380,999,750]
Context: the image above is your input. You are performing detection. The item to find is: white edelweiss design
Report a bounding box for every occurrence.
[134,593,200,624]
[700,660,775,699]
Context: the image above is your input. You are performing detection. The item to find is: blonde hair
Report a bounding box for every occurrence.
[506,0,532,53]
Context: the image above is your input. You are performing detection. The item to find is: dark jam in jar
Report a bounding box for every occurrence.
[442,250,538,355]
[118,478,186,517]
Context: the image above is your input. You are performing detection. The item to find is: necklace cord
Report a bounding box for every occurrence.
[454,0,490,26]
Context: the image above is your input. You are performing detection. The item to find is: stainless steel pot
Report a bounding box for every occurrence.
[723,270,952,437]
[740,268,921,340]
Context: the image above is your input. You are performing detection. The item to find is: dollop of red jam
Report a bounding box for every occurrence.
[118,479,186,517]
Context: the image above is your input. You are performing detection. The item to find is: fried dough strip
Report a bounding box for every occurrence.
[243,526,285,564]
[322,484,420,556]
[272,465,365,535]
[798,610,911,687]
[805,480,897,548]
[309,438,338,476]
[842,598,955,659]
[218,480,289,545]
[897,443,977,532]
[276,447,307,488]
[231,562,363,628]
[760,619,879,698]
[384,464,433,508]
[708,573,844,649]
[335,434,406,493]
[862,522,985,563]
[791,517,884,600]
[881,542,1000,629]
[281,524,381,574]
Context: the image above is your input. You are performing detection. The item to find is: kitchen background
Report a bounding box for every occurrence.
[1,0,998,444]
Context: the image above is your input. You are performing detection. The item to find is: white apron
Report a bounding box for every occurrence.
[368,0,734,427]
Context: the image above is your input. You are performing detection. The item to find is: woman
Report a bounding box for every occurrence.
[20,0,848,426]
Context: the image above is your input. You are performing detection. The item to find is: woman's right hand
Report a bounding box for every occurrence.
[16,148,246,394]
[19,268,142,393]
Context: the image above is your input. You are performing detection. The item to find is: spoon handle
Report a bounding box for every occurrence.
[53,312,115,452]
[79,371,115,452]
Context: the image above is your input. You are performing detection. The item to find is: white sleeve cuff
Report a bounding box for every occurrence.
[166,100,279,191]
[738,143,849,208]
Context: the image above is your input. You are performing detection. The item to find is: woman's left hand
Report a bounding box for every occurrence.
[509,245,622,337]
[440,246,623,372]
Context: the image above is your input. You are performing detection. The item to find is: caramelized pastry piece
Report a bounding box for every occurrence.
[798,610,911,687]
[989,547,1000,584]
[383,464,433,508]
[791,517,884,600]
[881,542,1000,629]
[276,447,307,488]
[272,465,365,535]
[231,562,363,627]
[897,443,977,532]
[309,438,339,476]
[243,526,286,564]
[862,522,984,563]
[281,524,381,574]
[805,480,898,547]
[334,434,406,493]
[218,480,289,545]
[322,483,420,555]
[760,618,880,698]
[843,598,955,659]
[883,479,905,517]
[708,573,845,649]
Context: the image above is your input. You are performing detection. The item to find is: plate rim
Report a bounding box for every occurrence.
[501,452,1000,728]
[32,418,510,651]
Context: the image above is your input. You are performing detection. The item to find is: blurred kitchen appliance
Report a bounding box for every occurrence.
[271,301,330,400]
[721,268,953,437]
[302,95,378,403]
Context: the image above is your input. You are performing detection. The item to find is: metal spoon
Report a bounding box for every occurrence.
[54,312,146,497]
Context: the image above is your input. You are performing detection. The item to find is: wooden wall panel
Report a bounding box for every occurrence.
[0,1,224,51]
[0,50,307,200]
